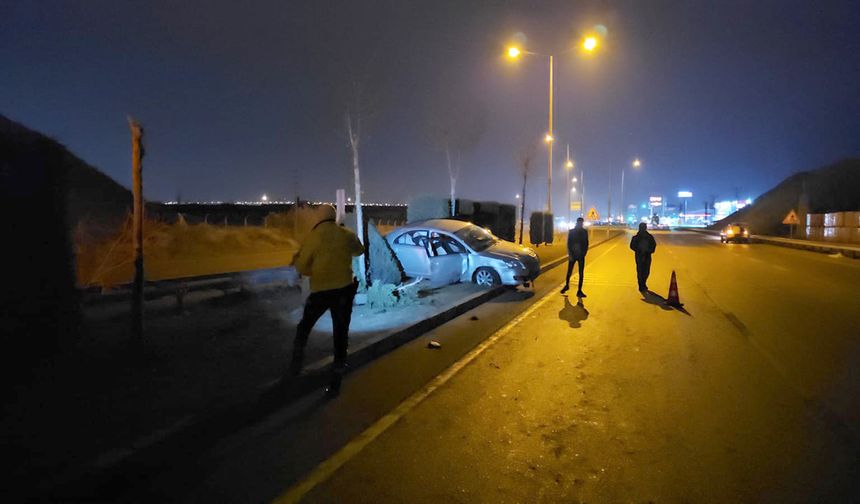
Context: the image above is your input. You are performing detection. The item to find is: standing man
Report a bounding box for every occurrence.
[290,205,364,397]
[630,222,657,292]
[561,217,588,297]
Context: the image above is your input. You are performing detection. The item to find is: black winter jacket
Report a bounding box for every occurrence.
[630,231,657,256]
[567,226,589,259]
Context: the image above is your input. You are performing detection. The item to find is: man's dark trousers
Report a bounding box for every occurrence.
[635,253,652,291]
[565,256,585,292]
[292,281,358,378]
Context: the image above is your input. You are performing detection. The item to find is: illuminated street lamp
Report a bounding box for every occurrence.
[261,194,268,202]
[583,36,598,52]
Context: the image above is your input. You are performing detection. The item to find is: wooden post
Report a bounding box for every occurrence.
[128,117,145,343]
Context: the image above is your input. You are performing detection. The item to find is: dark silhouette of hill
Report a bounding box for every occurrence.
[0,114,133,235]
[712,158,860,236]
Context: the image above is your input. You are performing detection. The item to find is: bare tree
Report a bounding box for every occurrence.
[329,41,388,287]
[425,91,487,216]
[516,142,537,244]
[343,81,364,281]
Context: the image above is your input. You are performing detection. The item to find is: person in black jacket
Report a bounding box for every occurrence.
[561,217,589,297]
[630,222,657,292]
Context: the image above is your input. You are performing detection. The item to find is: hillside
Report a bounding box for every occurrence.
[0,114,134,237]
[712,158,860,236]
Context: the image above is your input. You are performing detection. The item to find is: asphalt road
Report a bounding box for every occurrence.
[133,230,860,503]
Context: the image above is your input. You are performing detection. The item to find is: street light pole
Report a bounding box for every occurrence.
[620,168,625,224]
[566,144,572,225]
[580,169,585,217]
[547,55,554,215]
[607,173,612,223]
[506,35,600,220]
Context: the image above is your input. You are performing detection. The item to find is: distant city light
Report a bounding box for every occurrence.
[261,194,268,201]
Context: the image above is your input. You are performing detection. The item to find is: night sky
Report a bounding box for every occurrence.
[3,0,859,215]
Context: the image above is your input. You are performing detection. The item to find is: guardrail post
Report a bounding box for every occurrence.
[175,282,188,313]
[128,117,145,344]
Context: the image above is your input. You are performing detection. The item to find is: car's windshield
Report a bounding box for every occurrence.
[453,224,496,252]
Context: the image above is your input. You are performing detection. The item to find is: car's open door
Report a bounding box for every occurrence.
[428,254,463,287]
[392,244,431,278]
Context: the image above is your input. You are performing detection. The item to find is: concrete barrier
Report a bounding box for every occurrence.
[685,227,860,259]
[750,235,860,258]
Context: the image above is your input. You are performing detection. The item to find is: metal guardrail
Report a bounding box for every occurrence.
[80,267,300,307]
[750,235,860,258]
[81,226,629,309]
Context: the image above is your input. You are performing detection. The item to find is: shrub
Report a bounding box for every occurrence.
[366,282,419,310]
[367,221,405,285]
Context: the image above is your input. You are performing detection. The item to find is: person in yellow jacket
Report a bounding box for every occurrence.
[289,205,364,396]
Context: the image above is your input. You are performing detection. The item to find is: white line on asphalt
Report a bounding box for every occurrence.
[273,244,618,503]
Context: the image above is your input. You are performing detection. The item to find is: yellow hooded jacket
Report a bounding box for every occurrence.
[294,219,364,293]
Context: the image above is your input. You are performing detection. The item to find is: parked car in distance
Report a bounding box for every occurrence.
[385,219,540,287]
[720,222,751,243]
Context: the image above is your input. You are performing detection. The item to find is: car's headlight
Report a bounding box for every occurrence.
[503,259,523,269]
[727,229,734,235]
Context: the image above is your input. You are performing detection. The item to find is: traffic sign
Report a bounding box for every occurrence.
[586,207,600,220]
[782,209,799,225]
[570,201,582,211]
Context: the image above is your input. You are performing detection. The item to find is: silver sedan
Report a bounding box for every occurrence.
[385,219,540,287]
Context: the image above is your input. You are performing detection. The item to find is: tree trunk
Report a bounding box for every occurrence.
[519,172,527,244]
[446,144,455,217]
[347,112,367,286]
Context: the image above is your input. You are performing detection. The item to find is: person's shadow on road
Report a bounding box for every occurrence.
[559,296,589,329]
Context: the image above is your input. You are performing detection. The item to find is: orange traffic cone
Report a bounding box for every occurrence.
[666,270,683,307]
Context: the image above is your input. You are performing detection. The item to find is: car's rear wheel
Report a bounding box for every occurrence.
[473,267,501,287]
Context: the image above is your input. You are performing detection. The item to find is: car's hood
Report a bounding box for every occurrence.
[481,240,536,261]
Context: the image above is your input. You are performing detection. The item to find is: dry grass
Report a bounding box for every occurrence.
[75,208,328,288]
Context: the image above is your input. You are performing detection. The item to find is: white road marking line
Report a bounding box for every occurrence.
[273,244,618,503]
